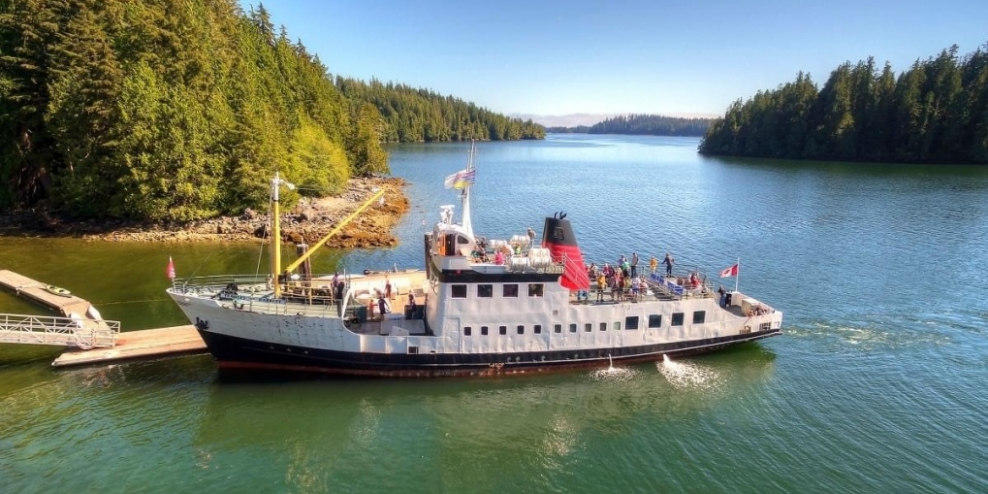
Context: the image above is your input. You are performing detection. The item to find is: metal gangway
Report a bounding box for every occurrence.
[0,313,120,349]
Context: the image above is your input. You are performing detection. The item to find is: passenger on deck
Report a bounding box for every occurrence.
[588,262,598,279]
[718,285,726,307]
[631,276,641,300]
[663,252,674,276]
[527,227,536,246]
[650,255,658,274]
[408,292,416,308]
[596,273,606,302]
[494,250,505,265]
[378,294,390,318]
[631,252,639,278]
[385,277,392,300]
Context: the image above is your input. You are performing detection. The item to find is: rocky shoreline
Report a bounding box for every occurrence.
[0,176,410,249]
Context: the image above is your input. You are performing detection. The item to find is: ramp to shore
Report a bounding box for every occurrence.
[0,269,207,367]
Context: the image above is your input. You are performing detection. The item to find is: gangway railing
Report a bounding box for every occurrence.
[0,313,120,349]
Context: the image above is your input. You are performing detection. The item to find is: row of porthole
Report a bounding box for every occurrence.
[461,312,706,336]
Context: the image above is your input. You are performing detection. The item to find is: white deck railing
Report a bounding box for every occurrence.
[0,313,120,349]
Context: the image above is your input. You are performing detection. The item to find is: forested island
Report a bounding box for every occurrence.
[337,79,545,142]
[700,44,988,164]
[547,114,712,136]
[0,0,544,225]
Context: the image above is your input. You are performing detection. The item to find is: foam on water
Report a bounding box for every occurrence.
[657,355,720,390]
[590,355,639,382]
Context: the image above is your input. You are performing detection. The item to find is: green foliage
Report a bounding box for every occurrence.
[700,43,988,164]
[0,0,535,222]
[548,114,712,136]
[336,78,546,143]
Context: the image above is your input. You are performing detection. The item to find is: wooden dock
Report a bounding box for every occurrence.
[1,269,207,367]
[52,325,206,368]
[0,269,96,318]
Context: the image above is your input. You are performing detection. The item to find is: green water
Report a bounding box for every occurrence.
[2,135,987,493]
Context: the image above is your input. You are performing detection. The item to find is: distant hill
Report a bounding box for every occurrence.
[548,114,713,136]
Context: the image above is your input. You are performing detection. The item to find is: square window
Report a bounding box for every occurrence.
[528,284,544,297]
[534,324,542,334]
[625,316,639,330]
[478,284,493,298]
[600,322,607,332]
[499,326,507,335]
[760,322,771,331]
[672,312,684,326]
[570,324,578,333]
[554,324,562,334]
[585,323,592,332]
[464,326,472,336]
[648,314,662,328]
[451,285,467,298]
[613,321,621,331]
[503,284,519,297]
[517,325,525,335]
[693,311,706,324]
[481,326,489,336]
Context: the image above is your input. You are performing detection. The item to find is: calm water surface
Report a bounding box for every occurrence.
[2,134,987,493]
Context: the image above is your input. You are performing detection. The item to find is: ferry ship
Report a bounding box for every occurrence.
[167,146,782,377]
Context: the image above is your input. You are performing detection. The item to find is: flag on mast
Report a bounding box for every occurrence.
[166,256,176,280]
[444,169,475,189]
[719,263,739,278]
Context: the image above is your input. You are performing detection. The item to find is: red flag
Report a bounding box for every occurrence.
[166,256,176,280]
[719,263,738,278]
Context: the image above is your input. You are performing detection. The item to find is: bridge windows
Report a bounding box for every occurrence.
[451,285,467,299]
[625,316,639,330]
[477,284,493,298]
[503,284,519,297]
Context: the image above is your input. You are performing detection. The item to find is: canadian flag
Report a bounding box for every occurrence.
[719,263,739,278]
[166,256,176,280]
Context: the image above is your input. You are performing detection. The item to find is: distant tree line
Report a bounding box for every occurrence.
[0,1,542,223]
[699,44,988,164]
[548,114,712,136]
[336,78,545,142]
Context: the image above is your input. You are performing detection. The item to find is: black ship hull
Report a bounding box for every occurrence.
[198,328,781,378]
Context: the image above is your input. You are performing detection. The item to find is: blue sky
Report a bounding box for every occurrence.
[241,1,987,121]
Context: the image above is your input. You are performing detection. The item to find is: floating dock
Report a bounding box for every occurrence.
[0,269,96,318]
[0,269,207,367]
[52,325,204,367]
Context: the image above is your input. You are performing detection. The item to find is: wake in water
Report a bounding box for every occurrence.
[657,355,720,390]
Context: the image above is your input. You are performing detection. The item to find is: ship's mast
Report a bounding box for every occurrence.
[270,172,294,298]
[460,140,475,237]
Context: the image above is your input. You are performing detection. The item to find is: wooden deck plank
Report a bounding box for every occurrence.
[52,325,206,367]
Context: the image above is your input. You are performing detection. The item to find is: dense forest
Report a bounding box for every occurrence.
[548,114,712,136]
[0,0,543,223]
[337,79,545,142]
[699,44,988,164]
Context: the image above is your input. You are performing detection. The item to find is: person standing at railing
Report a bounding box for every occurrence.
[650,255,658,275]
[631,252,639,278]
[662,253,674,276]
